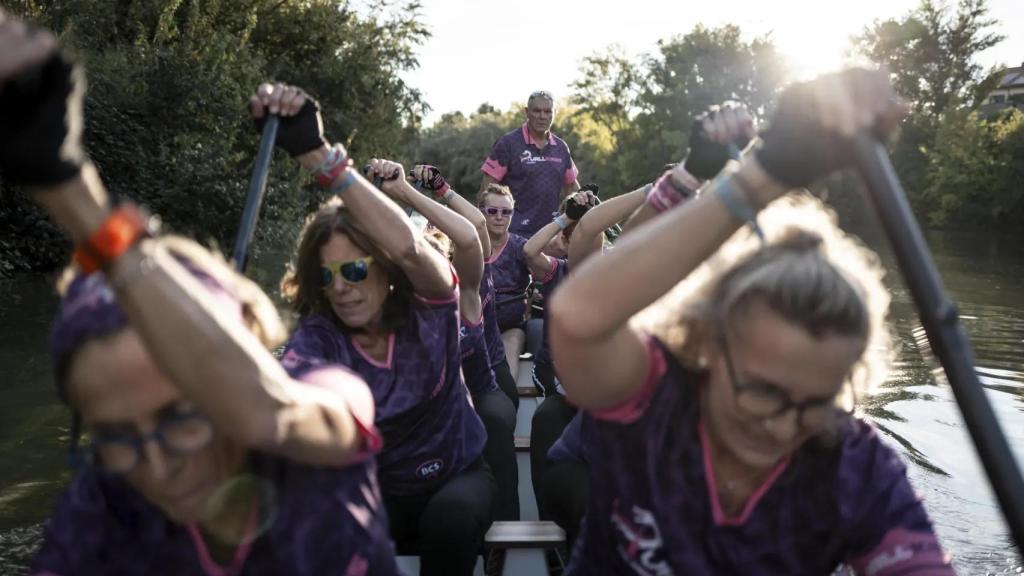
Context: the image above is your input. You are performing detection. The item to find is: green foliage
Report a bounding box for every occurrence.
[0,0,428,276]
[923,109,1024,227]
[853,0,1004,115]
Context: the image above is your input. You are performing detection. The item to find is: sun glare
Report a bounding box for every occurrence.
[776,25,852,81]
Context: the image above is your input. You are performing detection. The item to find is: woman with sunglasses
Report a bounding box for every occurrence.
[549,70,953,574]
[478,184,533,384]
[268,85,495,576]
[3,31,399,574]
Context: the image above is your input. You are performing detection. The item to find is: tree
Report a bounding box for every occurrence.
[0,0,429,276]
[853,0,1004,116]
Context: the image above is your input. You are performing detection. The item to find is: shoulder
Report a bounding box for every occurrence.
[587,333,699,426]
[551,133,572,151]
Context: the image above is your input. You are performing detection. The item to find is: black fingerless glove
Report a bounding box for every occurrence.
[0,52,86,187]
[417,165,450,196]
[564,194,591,221]
[683,105,751,181]
[756,70,873,188]
[253,96,326,157]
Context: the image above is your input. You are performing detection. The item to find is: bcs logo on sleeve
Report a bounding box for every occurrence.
[416,458,445,480]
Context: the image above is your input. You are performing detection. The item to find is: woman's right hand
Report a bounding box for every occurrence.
[249,82,326,157]
[366,158,407,199]
[0,13,85,187]
[756,68,908,189]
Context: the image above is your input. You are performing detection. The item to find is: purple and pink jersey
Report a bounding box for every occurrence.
[487,234,531,332]
[480,263,507,368]
[565,335,953,576]
[459,311,499,397]
[481,123,579,237]
[282,288,487,498]
[535,257,569,370]
[31,367,400,576]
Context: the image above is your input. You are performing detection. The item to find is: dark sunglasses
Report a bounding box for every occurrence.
[320,256,374,287]
[483,207,514,217]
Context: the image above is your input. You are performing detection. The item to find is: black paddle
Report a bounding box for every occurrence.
[854,134,1024,549]
[232,115,279,273]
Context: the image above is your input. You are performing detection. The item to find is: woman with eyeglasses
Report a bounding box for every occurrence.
[478,184,532,387]
[268,85,495,576]
[4,27,399,574]
[548,70,953,574]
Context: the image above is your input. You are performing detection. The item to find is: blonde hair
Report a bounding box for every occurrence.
[477,183,515,207]
[635,194,892,398]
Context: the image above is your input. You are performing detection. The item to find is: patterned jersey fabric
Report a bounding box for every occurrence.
[565,335,952,576]
[487,234,531,332]
[481,123,579,237]
[535,257,569,370]
[458,312,499,397]
[282,290,487,498]
[480,263,506,368]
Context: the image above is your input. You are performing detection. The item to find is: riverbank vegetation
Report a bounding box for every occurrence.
[0,0,1019,277]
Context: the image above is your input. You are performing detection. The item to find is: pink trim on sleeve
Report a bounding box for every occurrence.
[481,157,507,181]
[590,334,666,424]
[414,264,461,306]
[563,159,579,186]
[849,528,953,576]
[539,257,560,284]
[297,367,384,457]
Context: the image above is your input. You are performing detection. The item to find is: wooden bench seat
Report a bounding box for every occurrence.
[484,521,566,550]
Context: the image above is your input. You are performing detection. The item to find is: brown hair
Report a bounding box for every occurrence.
[280,197,413,331]
[477,183,515,208]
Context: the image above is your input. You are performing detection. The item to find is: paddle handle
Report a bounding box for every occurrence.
[232,115,279,273]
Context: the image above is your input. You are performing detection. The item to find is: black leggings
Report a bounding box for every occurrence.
[474,388,520,521]
[493,358,519,410]
[529,394,578,518]
[384,459,496,576]
[540,458,589,548]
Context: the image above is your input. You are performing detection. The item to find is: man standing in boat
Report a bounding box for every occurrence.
[480,90,581,237]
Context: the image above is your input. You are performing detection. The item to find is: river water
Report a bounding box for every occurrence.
[1,230,1022,574]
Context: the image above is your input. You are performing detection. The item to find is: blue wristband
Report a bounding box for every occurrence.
[329,169,357,195]
[553,214,570,230]
[714,175,764,241]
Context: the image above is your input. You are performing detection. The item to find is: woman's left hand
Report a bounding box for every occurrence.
[366,158,407,199]
[249,83,326,157]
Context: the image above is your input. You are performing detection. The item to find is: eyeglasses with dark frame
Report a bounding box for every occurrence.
[73,408,214,474]
[717,322,856,430]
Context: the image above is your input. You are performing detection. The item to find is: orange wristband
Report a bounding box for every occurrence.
[73,203,152,274]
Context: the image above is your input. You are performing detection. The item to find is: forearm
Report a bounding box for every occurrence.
[110,243,361,463]
[403,185,483,288]
[524,220,562,277]
[298,145,420,264]
[569,186,647,265]
[561,179,580,201]
[553,160,784,343]
[446,192,491,256]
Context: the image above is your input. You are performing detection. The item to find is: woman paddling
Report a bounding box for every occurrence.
[265,84,495,576]
[0,22,400,574]
[549,69,954,574]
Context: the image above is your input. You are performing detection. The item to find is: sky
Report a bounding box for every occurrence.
[393,0,1024,125]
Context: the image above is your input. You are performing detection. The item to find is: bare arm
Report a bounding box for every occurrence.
[568,185,647,267]
[299,150,455,300]
[35,167,367,467]
[445,190,491,258]
[522,220,560,279]
[387,178,484,321]
[549,160,786,409]
[561,178,581,202]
